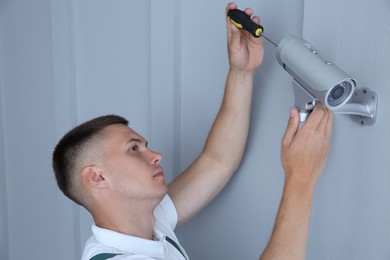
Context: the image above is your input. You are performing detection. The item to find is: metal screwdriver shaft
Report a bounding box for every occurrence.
[262,34,278,47]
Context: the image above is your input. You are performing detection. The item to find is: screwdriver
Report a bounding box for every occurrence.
[227,9,278,47]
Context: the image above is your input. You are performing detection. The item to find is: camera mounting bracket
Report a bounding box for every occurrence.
[348,88,378,126]
[292,79,378,125]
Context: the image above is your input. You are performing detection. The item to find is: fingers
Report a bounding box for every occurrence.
[225,3,255,19]
[325,109,334,140]
[304,103,334,140]
[316,105,329,132]
[243,8,260,24]
[303,103,326,130]
[225,2,237,29]
[251,15,260,25]
[225,3,240,44]
[282,107,300,148]
[225,2,237,14]
[225,3,261,36]
[243,8,253,17]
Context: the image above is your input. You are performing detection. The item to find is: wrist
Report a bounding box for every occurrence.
[283,165,321,189]
[227,68,255,85]
[283,176,316,198]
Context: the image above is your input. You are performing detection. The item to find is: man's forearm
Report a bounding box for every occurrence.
[203,69,254,173]
[260,180,315,260]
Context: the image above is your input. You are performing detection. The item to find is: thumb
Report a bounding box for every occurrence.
[226,19,242,50]
[282,107,300,148]
[226,5,242,50]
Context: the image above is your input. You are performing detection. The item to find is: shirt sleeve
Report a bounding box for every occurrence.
[153,194,178,230]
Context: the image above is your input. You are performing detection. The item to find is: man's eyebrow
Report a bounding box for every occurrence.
[127,138,148,147]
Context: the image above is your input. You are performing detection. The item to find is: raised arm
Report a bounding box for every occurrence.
[260,104,333,260]
[168,2,264,225]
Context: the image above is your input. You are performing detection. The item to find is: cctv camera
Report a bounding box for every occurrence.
[276,35,378,125]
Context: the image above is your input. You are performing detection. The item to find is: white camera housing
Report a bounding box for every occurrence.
[276,35,378,125]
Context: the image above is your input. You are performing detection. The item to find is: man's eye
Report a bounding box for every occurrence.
[131,145,139,151]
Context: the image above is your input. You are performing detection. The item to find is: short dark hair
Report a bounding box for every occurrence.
[52,114,128,206]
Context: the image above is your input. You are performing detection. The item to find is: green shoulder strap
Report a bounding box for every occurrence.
[90,253,122,260]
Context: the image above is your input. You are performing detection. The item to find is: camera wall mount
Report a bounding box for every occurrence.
[293,80,378,125]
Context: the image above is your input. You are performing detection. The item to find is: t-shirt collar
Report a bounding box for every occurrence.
[92,224,167,258]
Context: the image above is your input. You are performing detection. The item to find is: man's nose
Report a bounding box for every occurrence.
[149,149,162,165]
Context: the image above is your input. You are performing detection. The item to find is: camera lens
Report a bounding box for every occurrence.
[327,80,353,107]
[331,86,345,99]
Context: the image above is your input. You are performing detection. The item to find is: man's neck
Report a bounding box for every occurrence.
[92,197,162,240]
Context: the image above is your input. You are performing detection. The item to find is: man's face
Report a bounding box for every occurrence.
[99,124,167,202]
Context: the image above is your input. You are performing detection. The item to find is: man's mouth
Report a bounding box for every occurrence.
[153,168,164,177]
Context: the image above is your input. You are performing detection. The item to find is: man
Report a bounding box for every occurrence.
[52,3,333,260]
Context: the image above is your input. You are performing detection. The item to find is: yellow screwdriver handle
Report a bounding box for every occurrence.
[227,9,263,38]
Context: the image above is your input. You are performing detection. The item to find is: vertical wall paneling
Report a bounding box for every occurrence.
[150,0,176,183]
[50,0,81,258]
[302,1,390,259]
[0,26,10,260]
[0,107,8,259]
[73,0,152,131]
[0,0,69,258]
[72,0,157,251]
[172,0,182,181]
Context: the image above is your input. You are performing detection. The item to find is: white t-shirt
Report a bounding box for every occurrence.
[81,195,189,260]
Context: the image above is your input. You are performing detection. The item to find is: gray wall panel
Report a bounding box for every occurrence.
[1,0,389,259]
[0,0,65,258]
[303,1,390,259]
[178,0,306,259]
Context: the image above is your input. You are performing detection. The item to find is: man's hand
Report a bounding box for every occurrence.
[226,2,264,73]
[281,104,333,187]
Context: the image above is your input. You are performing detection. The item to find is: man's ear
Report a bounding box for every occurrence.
[81,166,108,189]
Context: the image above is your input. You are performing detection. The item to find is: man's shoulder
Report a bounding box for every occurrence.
[154,194,177,229]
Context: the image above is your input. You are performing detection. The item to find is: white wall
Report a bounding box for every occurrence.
[0,0,389,259]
